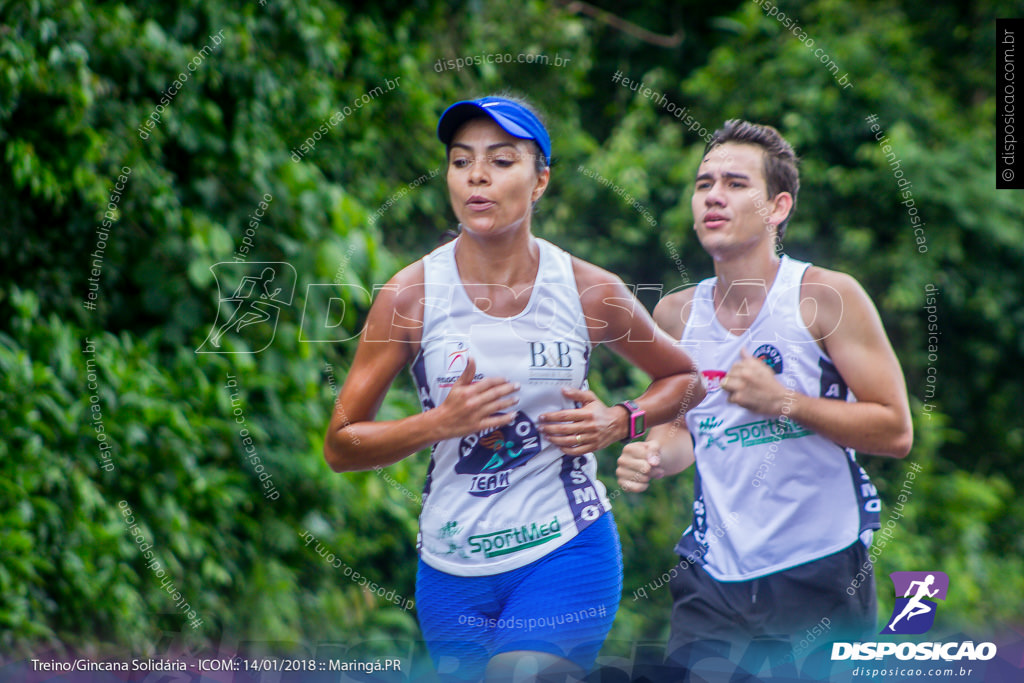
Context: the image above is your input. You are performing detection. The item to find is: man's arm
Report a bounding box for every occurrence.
[616,288,700,492]
[616,420,696,492]
[720,267,912,458]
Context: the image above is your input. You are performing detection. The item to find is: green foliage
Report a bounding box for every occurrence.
[0,288,423,656]
[1,0,1020,664]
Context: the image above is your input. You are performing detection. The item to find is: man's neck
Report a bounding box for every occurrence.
[710,250,782,332]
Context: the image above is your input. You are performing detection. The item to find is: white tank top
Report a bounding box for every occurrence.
[412,237,612,576]
[677,255,880,581]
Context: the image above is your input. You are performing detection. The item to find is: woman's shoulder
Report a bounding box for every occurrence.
[389,258,425,288]
[362,260,426,346]
[567,257,635,343]
[387,260,426,313]
[568,255,626,292]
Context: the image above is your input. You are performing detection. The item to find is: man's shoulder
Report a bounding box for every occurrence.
[798,263,876,342]
[653,284,700,339]
[802,263,857,286]
[657,284,700,311]
[800,264,868,304]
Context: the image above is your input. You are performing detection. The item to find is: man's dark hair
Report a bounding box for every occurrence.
[705,120,800,242]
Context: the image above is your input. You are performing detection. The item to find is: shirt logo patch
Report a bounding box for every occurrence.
[724,417,811,447]
[456,411,543,496]
[702,369,726,392]
[753,344,784,374]
[527,340,575,383]
[445,339,469,373]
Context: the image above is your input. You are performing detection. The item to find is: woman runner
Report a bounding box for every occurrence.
[325,94,703,681]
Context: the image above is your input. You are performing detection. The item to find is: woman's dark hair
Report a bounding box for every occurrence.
[445,92,550,176]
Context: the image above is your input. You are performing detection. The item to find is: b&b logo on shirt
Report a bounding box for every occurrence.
[529,341,571,367]
[527,340,575,383]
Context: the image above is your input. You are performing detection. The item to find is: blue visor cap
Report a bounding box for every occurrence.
[437,97,551,166]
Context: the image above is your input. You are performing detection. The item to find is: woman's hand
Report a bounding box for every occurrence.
[434,357,520,440]
[537,387,627,455]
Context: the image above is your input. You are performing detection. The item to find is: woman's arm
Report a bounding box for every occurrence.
[324,263,519,472]
[616,288,700,490]
[538,260,705,455]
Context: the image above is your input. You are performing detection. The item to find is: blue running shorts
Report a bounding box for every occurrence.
[416,512,622,681]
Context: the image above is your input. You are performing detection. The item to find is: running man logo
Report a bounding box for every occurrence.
[881,571,949,635]
[446,339,469,373]
[197,263,296,354]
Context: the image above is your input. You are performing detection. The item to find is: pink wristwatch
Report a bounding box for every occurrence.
[617,400,647,442]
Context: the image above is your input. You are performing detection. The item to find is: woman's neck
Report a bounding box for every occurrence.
[453,227,539,287]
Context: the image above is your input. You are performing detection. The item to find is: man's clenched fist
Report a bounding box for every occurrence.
[616,441,664,493]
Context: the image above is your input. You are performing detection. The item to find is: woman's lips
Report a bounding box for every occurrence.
[467,195,495,211]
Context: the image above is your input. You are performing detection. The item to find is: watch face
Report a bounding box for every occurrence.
[635,414,646,437]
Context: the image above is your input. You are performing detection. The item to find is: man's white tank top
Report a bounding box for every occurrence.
[676,255,880,581]
[411,237,612,577]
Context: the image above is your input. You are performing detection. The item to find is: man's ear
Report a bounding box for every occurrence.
[768,191,793,228]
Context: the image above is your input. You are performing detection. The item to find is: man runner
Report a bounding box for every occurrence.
[617,120,913,679]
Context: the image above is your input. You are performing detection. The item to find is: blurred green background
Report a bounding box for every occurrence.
[1,0,1022,670]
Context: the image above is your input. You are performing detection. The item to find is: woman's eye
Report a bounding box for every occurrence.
[452,158,470,168]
